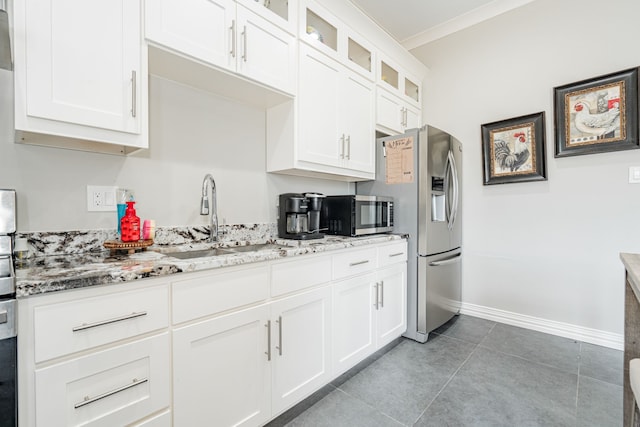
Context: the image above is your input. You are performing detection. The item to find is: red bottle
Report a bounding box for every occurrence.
[120,201,141,242]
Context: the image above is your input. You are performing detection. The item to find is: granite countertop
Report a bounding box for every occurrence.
[621,253,640,302]
[15,234,405,298]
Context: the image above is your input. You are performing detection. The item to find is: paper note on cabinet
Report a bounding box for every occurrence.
[385,136,414,184]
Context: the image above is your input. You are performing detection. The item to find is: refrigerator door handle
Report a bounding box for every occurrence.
[445,150,456,230]
[428,252,462,266]
[449,149,460,229]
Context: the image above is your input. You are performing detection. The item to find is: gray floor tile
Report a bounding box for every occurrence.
[431,314,496,344]
[414,347,578,427]
[579,342,624,386]
[576,375,623,427]
[284,388,404,427]
[337,334,475,425]
[479,323,580,374]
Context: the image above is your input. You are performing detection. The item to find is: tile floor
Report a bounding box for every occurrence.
[266,314,623,427]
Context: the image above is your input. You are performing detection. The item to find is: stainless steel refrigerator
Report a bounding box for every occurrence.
[357,126,462,343]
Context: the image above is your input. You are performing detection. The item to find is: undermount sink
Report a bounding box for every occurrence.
[162,243,283,259]
[163,247,234,259]
[222,243,282,253]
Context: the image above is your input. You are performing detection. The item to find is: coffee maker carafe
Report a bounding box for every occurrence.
[278,193,325,240]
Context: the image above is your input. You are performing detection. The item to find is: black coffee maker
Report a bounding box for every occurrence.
[278,193,325,240]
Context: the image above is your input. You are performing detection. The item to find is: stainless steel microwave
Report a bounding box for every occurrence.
[322,195,394,236]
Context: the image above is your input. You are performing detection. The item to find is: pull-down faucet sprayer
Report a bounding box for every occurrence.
[200,174,218,242]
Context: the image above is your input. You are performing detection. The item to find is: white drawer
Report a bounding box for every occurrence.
[35,333,170,427]
[377,241,408,268]
[131,410,171,427]
[172,264,269,324]
[332,247,377,280]
[271,254,332,297]
[34,284,169,363]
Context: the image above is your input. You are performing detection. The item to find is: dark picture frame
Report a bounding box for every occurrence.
[481,112,547,185]
[554,67,639,158]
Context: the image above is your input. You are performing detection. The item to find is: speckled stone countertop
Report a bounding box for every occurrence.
[15,234,405,298]
[621,253,640,301]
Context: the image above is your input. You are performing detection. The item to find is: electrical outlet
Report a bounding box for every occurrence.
[87,186,117,212]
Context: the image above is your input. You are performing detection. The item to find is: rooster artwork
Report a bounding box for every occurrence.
[566,84,623,146]
[492,129,533,175]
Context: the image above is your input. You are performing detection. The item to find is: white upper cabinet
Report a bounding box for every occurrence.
[378,54,421,108]
[278,44,374,180]
[14,0,148,154]
[236,0,297,34]
[145,0,234,72]
[235,5,297,96]
[145,0,296,95]
[300,0,375,81]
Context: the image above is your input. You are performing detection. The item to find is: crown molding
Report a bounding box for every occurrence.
[403,0,536,50]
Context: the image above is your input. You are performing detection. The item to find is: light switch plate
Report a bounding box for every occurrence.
[630,167,640,184]
[87,186,117,212]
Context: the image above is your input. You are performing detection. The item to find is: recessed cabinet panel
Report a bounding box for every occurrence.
[145,0,234,70]
[341,71,375,173]
[332,273,376,375]
[236,6,297,95]
[297,46,343,168]
[173,305,271,427]
[35,334,170,427]
[23,0,142,133]
[271,287,332,415]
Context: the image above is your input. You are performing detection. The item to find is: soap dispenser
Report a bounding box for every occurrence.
[120,201,141,242]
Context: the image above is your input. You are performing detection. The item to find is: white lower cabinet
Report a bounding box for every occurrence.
[270,286,332,415]
[375,263,408,348]
[173,304,272,427]
[332,272,377,375]
[34,333,170,427]
[332,261,407,376]
[172,286,331,425]
[20,240,407,426]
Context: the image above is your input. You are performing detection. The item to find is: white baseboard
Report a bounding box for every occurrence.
[460,302,623,351]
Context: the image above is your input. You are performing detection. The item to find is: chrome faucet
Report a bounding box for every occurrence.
[200,174,218,242]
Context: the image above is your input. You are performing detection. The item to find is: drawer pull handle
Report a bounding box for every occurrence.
[265,320,272,361]
[74,377,148,409]
[72,311,148,332]
[389,252,404,258]
[349,260,369,267]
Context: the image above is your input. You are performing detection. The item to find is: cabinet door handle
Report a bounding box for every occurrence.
[74,377,148,409]
[265,320,271,361]
[130,70,137,118]
[373,283,379,310]
[242,25,248,62]
[380,280,384,308]
[340,134,345,159]
[72,311,147,332]
[345,135,351,160]
[389,252,404,258]
[276,316,283,356]
[229,20,236,57]
[349,260,369,267]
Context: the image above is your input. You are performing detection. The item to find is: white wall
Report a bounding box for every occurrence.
[0,73,351,232]
[411,0,640,340]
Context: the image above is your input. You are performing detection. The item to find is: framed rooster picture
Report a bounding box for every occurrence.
[481,112,547,185]
[554,67,639,157]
